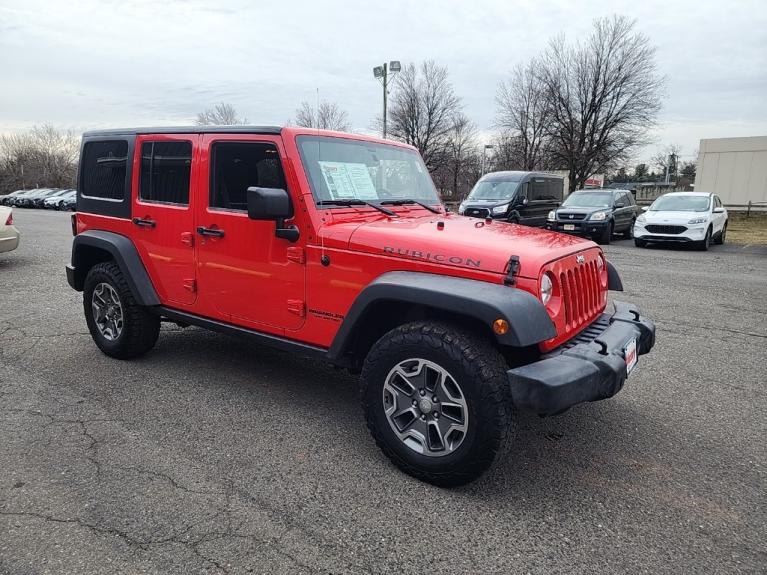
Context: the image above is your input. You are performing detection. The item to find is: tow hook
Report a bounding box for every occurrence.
[503,255,520,286]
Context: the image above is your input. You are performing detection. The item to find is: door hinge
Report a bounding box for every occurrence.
[181,232,194,247]
[286,246,305,264]
[183,279,197,292]
[287,299,305,317]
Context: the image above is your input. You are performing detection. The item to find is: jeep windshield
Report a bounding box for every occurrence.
[650,195,710,212]
[466,180,519,201]
[562,191,612,208]
[297,135,440,207]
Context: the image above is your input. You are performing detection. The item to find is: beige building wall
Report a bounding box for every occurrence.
[694,136,767,207]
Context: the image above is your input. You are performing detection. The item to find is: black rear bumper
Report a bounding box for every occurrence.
[508,301,655,416]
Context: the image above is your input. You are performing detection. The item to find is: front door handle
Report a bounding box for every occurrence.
[196,226,225,238]
[132,217,156,228]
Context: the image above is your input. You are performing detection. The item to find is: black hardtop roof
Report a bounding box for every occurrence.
[481,170,564,182]
[82,125,282,137]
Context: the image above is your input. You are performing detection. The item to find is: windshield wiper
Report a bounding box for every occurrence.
[379,198,441,214]
[316,199,396,216]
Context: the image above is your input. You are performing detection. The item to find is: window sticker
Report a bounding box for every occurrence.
[318,161,378,200]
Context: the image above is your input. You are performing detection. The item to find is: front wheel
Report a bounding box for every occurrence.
[83,262,160,359]
[697,227,712,251]
[596,222,613,245]
[361,321,512,487]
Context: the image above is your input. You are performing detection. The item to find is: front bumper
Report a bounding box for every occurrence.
[548,219,609,236]
[508,301,655,416]
[634,223,707,242]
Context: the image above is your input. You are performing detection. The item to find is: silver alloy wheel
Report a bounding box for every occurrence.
[91,282,123,341]
[382,358,469,457]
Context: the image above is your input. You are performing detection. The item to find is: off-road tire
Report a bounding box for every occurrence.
[361,321,512,487]
[597,222,613,245]
[83,262,160,359]
[634,238,647,248]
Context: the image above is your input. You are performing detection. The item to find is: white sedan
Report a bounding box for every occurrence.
[633,192,728,251]
[0,206,20,254]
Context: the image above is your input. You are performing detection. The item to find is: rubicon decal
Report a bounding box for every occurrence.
[383,246,481,268]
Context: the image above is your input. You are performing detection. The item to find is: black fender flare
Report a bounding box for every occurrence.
[66,230,160,306]
[606,261,623,291]
[327,271,556,361]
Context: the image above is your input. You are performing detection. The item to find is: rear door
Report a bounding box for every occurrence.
[194,134,306,332]
[131,134,199,306]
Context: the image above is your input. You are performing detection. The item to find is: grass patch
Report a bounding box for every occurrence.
[726,212,767,245]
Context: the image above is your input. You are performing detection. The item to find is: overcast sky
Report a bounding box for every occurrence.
[1,0,765,164]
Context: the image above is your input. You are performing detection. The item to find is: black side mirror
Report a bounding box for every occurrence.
[246,187,299,242]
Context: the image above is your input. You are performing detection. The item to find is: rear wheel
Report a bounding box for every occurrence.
[624,219,636,238]
[714,222,727,245]
[361,321,512,487]
[83,262,160,359]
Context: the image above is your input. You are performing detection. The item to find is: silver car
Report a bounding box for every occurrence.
[0,206,20,253]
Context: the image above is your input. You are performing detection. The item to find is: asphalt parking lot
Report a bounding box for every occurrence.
[1,209,765,574]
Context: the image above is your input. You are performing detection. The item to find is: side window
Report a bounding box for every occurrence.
[80,140,128,200]
[715,196,722,208]
[139,141,192,205]
[517,182,529,200]
[210,142,286,211]
[530,178,546,201]
[626,192,635,205]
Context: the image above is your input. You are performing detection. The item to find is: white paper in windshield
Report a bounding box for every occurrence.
[318,161,378,200]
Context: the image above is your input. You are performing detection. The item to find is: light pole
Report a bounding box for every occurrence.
[481,144,494,176]
[373,60,400,139]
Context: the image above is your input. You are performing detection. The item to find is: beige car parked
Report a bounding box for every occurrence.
[0,206,20,253]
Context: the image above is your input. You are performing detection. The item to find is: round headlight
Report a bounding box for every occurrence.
[540,273,553,305]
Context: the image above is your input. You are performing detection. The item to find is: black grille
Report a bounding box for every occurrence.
[558,212,588,221]
[464,207,489,218]
[646,224,687,235]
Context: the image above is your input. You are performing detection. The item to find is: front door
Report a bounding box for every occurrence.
[131,134,198,306]
[194,135,306,332]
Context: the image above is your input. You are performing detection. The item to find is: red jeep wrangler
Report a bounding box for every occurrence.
[66,126,655,486]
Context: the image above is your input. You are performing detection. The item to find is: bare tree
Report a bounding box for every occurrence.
[495,60,552,170]
[445,112,477,198]
[386,61,462,172]
[538,16,664,191]
[196,102,247,125]
[0,124,79,192]
[294,100,350,131]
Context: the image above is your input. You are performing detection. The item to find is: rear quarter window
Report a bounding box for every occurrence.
[80,140,129,200]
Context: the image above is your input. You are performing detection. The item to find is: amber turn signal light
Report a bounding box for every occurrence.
[492,319,509,335]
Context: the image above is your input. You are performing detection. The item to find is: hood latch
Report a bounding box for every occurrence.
[503,255,520,286]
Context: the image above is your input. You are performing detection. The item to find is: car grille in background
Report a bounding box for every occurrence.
[464,207,490,218]
[558,256,603,334]
[557,212,588,221]
[646,224,687,234]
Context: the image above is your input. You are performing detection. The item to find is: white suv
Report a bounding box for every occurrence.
[633,192,728,251]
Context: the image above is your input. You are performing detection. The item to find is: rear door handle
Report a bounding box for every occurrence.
[196,226,225,238]
[132,217,156,228]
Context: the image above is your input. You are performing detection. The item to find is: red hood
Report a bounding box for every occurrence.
[345,213,597,278]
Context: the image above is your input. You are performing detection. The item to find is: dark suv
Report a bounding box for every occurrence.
[459,171,564,227]
[547,189,639,245]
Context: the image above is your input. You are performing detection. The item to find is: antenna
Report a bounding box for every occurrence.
[316,87,328,265]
